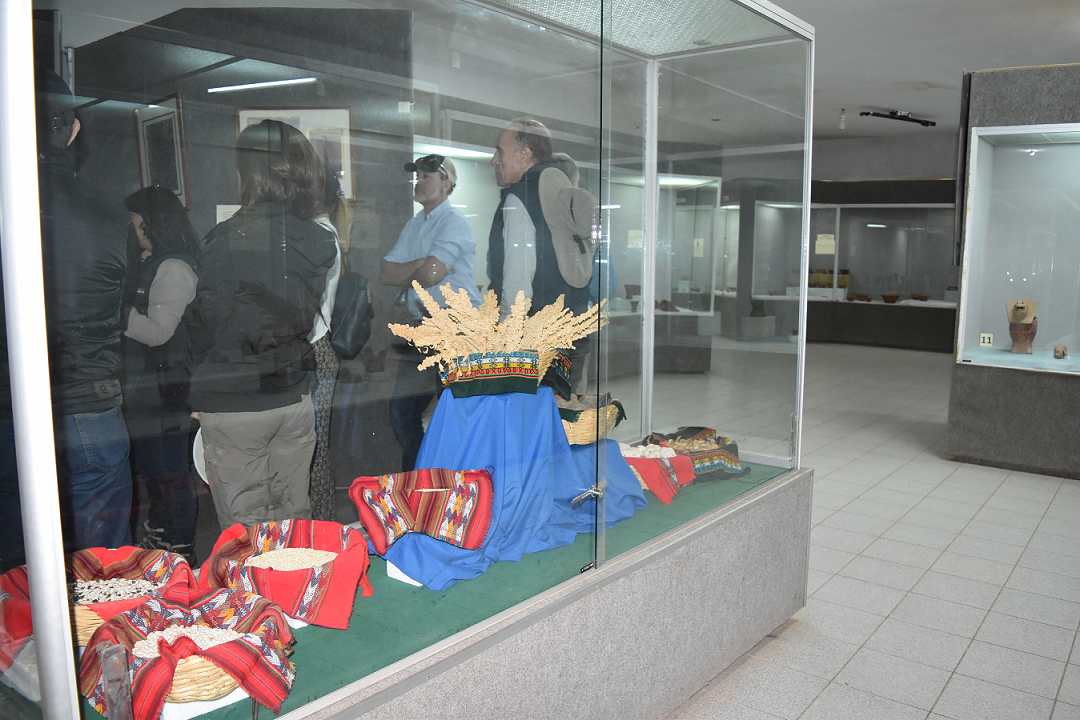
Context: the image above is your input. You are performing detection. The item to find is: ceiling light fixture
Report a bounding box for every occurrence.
[858,109,935,127]
[207,77,317,94]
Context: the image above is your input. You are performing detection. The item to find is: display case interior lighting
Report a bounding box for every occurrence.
[413,139,494,160]
[207,77,316,93]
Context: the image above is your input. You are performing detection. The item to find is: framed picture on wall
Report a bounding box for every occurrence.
[134,94,189,207]
[237,108,353,199]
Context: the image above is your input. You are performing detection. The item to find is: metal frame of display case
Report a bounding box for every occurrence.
[0,1,814,717]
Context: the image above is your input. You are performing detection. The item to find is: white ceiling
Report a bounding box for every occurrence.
[37,0,1080,146]
[775,0,1080,141]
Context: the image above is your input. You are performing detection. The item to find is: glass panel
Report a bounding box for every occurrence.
[2,0,811,715]
[839,207,957,303]
[960,125,1080,373]
[650,38,808,467]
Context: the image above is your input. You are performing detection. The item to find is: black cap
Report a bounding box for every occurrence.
[404,154,456,184]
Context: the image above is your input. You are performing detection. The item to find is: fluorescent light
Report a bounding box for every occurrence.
[413,141,493,160]
[601,204,621,210]
[208,77,317,94]
[867,223,886,228]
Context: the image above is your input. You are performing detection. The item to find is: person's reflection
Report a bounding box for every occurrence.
[36,69,133,550]
[122,186,199,563]
[380,155,481,471]
[187,120,337,528]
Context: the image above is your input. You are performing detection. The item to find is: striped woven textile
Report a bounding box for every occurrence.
[644,427,750,480]
[0,566,32,672]
[79,588,295,720]
[440,351,542,398]
[200,520,374,630]
[349,469,494,555]
[69,546,195,621]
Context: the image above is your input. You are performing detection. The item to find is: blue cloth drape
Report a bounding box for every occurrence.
[379,387,645,590]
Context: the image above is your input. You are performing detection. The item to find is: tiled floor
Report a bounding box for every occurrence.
[666,343,1080,720]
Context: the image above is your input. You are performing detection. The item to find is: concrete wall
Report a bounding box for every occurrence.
[812,133,959,182]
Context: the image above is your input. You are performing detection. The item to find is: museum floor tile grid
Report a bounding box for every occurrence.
[667,342,1080,720]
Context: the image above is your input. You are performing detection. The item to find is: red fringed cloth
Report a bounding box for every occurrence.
[80,588,294,720]
[349,469,494,555]
[200,520,374,629]
[0,566,32,673]
[70,546,195,623]
[625,454,696,504]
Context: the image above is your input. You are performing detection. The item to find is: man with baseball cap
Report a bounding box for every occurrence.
[380,154,481,470]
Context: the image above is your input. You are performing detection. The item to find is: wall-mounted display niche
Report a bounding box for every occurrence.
[958,123,1080,374]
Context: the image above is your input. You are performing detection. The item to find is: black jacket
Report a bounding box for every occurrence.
[39,146,131,414]
[123,252,198,417]
[186,203,336,413]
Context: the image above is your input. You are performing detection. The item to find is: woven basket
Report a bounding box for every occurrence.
[562,404,621,445]
[74,605,105,646]
[166,655,239,703]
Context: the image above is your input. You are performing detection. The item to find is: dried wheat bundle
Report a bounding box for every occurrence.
[389,282,607,372]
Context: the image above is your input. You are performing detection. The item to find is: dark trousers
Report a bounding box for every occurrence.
[388,347,441,472]
[57,406,133,550]
[128,410,196,546]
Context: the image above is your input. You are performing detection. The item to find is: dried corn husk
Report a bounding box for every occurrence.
[389,283,607,374]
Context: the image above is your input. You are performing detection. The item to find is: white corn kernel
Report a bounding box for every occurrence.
[131,624,242,659]
[244,548,337,571]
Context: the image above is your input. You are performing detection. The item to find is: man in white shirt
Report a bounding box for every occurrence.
[381,155,480,470]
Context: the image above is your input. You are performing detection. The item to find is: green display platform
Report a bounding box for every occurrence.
[1,464,785,720]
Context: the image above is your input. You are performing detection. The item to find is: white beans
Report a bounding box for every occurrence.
[619,442,676,459]
[131,624,241,659]
[244,548,337,571]
[73,578,161,605]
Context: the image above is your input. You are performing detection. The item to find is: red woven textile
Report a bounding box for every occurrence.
[79,587,294,720]
[349,468,494,555]
[0,566,32,672]
[200,519,373,629]
[625,455,696,504]
[70,546,195,622]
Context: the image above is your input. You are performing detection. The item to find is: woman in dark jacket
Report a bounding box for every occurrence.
[187,120,337,528]
[123,185,199,562]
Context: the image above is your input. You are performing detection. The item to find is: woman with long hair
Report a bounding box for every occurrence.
[187,119,338,528]
[122,185,199,562]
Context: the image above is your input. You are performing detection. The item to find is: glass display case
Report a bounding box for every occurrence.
[958,123,1080,374]
[757,203,957,304]
[0,0,811,716]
